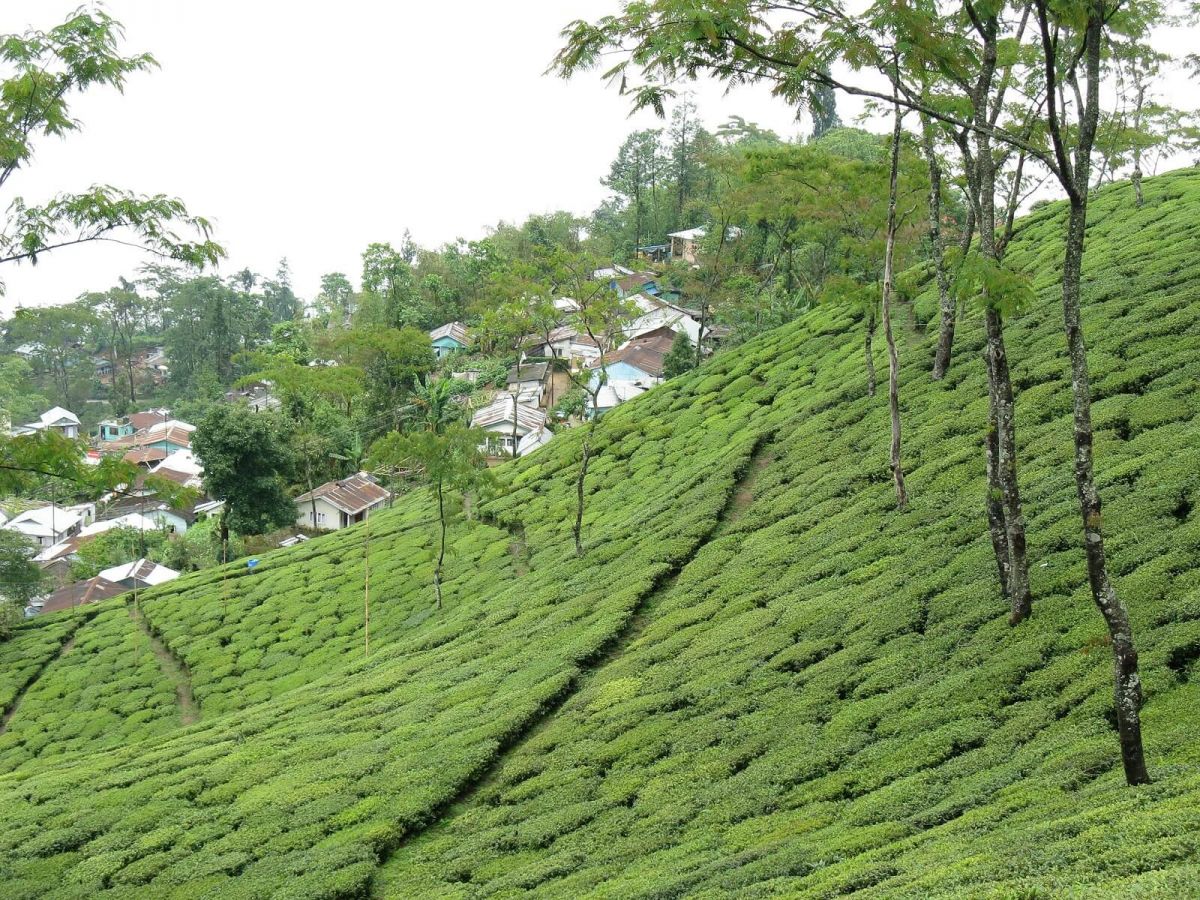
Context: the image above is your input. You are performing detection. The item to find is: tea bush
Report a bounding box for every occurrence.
[0,605,179,772]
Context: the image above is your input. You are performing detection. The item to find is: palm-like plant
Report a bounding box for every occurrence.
[400,375,462,434]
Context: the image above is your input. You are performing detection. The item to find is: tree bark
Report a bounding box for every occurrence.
[434,479,445,609]
[1036,0,1149,784]
[1063,197,1148,784]
[364,507,371,655]
[1131,85,1146,208]
[983,397,1012,601]
[573,421,594,557]
[882,95,907,511]
[922,116,955,381]
[864,309,877,399]
[984,307,1032,621]
[510,390,520,460]
[970,21,1031,622]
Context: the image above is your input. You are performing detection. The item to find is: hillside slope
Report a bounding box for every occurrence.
[1,170,1199,897]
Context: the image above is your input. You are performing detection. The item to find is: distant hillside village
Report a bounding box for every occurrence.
[451,252,719,460]
[2,111,897,630]
[2,397,395,618]
[0,239,718,620]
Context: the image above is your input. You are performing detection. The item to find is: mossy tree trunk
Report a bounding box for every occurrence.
[882,92,907,511]
[434,479,446,609]
[1036,0,1148,784]
[573,419,594,557]
[922,114,955,381]
[864,308,877,399]
[969,17,1031,623]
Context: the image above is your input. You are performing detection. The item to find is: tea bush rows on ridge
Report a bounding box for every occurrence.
[373,170,1200,897]
[0,605,180,773]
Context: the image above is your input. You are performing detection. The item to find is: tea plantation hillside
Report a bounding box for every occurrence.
[2,170,1200,897]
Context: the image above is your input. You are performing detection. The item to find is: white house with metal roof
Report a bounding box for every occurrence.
[4,505,83,548]
[295,472,391,532]
[11,407,81,439]
[471,395,548,457]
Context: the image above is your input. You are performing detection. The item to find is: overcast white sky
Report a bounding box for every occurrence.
[1,2,1196,315]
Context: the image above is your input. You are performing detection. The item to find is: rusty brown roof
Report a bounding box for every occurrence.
[597,331,675,379]
[39,577,126,615]
[124,447,170,466]
[128,411,169,430]
[106,426,192,453]
[294,473,391,515]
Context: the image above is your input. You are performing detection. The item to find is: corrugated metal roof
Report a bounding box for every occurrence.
[507,362,549,384]
[429,322,470,345]
[98,558,179,587]
[294,473,391,516]
[38,577,126,615]
[471,396,547,431]
[124,447,169,466]
[592,331,674,379]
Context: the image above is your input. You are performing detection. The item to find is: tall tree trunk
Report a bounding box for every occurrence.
[1131,86,1145,208]
[922,116,955,381]
[510,390,520,460]
[125,350,136,405]
[573,420,594,557]
[882,96,907,511]
[1063,200,1148,783]
[434,480,445,609]
[984,307,1032,621]
[363,507,371,655]
[972,31,1032,621]
[1037,0,1148,784]
[983,398,1012,601]
[864,308,877,399]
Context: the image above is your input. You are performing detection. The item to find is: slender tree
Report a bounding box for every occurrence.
[881,81,908,510]
[1029,0,1153,784]
[367,425,489,609]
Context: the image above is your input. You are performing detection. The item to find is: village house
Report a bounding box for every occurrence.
[295,473,391,532]
[97,417,136,441]
[612,272,658,298]
[506,362,551,407]
[588,381,649,418]
[516,425,554,457]
[11,406,81,439]
[148,449,204,490]
[98,558,180,590]
[12,342,44,360]
[592,264,634,279]
[429,322,470,358]
[525,325,602,370]
[128,409,174,431]
[583,328,674,418]
[34,512,163,585]
[667,225,742,264]
[104,418,195,465]
[623,294,703,344]
[224,381,280,412]
[5,505,84,548]
[590,328,673,389]
[29,575,126,617]
[471,395,548,457]
[667,226,707,264]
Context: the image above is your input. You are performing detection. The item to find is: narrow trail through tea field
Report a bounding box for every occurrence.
[0,614,92,736]
[370,436,775,896]
[130,601,200,726]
